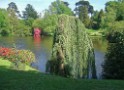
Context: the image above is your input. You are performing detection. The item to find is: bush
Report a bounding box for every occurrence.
[0,47,35,65]
[106,21,124,37]
[0,47,13,57]
[103,31,124,79]
[33,15,58,35]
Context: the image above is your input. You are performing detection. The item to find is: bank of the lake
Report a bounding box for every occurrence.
[0,58,36,71]
[0,58,124,90]
[86,29,106,37]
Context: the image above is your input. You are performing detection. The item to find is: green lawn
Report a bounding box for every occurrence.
[0,59,124,90]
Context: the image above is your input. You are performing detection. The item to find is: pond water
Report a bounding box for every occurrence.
[91,36,108,79]
[0,36,108,79]
[0,36,53,72]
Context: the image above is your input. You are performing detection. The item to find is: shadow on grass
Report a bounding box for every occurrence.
[0,66,124,90]
[0,66,71,90]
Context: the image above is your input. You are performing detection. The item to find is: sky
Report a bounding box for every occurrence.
[0,0,114,15]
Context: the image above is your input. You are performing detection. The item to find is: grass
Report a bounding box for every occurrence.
[86,29,106,37]
[0,58,124,90]
[0,58,36,71]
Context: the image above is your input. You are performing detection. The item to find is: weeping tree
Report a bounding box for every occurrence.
[47,15,96,79]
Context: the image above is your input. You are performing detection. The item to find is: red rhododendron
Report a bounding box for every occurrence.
[0,47,35,65]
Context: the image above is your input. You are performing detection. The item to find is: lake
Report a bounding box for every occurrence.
[91,36,108,79]
[0,36,108,79]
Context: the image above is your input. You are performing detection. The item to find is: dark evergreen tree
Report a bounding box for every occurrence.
[75,0,94,28]
[91,10,99,29]
[62,1,69,6]
[7,2,20,17]
[97,9,104,28]
[103,31,124,79]
[7,2,18,13]
[23,4,38,19]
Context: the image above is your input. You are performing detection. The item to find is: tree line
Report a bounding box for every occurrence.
[0,2,38,36]
[0,0,124,36]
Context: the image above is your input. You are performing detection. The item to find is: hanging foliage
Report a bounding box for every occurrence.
[47,14,96,79]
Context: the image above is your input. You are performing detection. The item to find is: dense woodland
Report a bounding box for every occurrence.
[0,0,124,36]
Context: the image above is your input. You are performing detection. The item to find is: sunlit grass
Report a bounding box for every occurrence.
[0,58,36,71]
[86,29,106,36]
[0,58,124,90]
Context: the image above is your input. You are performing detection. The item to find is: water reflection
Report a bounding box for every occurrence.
[32,36,52,72]
[34,37,42,49]
[94,50,105,79]
[91,36,108,52]
[0,36,53,72]
[91,36,108,79]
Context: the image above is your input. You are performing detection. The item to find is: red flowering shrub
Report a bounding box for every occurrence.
[0,47,13,57]
[0,47,35,65]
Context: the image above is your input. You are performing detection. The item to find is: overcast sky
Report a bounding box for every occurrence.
[0,0,114,14]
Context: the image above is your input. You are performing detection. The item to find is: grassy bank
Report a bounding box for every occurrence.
[0,58,36,71]
[0,59,124,90]
[86,29,106,37]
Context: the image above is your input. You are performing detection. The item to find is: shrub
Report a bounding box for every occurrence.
[15,49,35,65]
[0,47,35,65]
[103,31,124,79]
[0,47,13,57]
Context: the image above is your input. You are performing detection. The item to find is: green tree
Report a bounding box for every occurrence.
[105,0,124,21]
[7,9,20,35]
[0,9,10,36]
[103,31,124,79]
[0,8,32,36]
[98,0,124,30]
[116,2,124,21]
[48,15,96,79]
[7,9,31,36]
[105,1,118,12]
[91,1,117,29]
[107,21,124,36]
[7,2,20,17]
[44,0,73,16]
[75,0,94,16]
[82,6,90,28]
[91,10,99,29]
[16,20,32,36]
[62,1,69,6]
[22,4,38,35]
[24,18,34,27]
[23,4,38,19]
[97,9,105,28]
[33,15,58,35]
[75,0,93,28]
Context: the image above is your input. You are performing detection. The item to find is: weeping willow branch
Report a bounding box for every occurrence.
[48,14,96,79]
